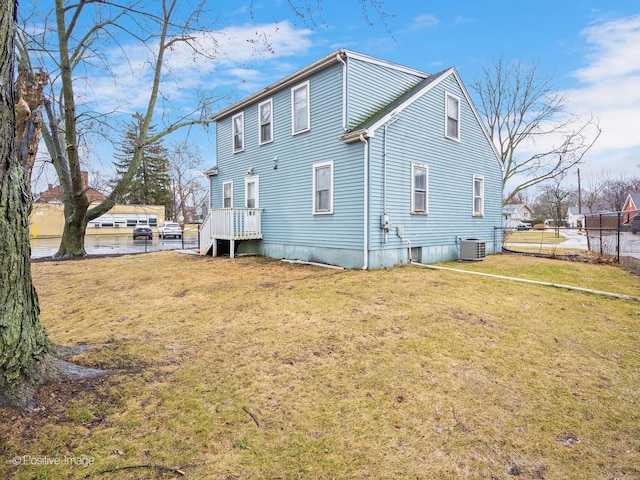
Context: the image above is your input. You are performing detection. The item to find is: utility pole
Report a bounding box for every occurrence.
[577,168,582,215]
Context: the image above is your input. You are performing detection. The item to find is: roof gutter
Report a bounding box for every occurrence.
[339,128,371,143]
[211,49,348,122]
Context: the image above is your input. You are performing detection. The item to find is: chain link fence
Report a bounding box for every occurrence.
[500,210,640,265]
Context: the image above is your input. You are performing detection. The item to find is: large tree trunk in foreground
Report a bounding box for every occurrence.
[0,0,50,408]
[15,66,47,195]
[0,0,104,409]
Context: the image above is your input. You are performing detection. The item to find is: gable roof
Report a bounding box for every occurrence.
[210,48,503,171]
[338,66,502,169]
[210,49,428,123]
[503,203,534,215]
[345,69,450,133]
[568,206,581,215]
[503,204,524,214]
[625,193,640,210]
[35,171,107,204]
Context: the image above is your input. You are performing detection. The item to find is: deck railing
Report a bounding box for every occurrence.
[199,208,263,255]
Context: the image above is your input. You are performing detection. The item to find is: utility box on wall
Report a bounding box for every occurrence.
[460,239,486,261]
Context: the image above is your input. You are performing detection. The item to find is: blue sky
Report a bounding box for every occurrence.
[31,0,640,197]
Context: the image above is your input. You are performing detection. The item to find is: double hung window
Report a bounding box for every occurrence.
[292,82,310,134]
[313,161,333,214]
[412,163,428,214]
[473,175,484,216]
[259,99,273,144]
[232,112,244,152]
[223,181,233,208]
[445,93,460,140]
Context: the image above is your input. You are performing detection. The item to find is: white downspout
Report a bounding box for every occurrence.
[359,133,369,270]
[382,114,399,245]
[400,235,412,263]
[336,53,347,132]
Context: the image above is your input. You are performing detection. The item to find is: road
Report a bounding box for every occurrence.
[31,229,640,261]
[505,228,640,260]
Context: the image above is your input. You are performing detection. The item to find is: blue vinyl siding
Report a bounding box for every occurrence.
[346,57,424,130]
[209,50,502,268]
[366,75,502,265]
[211,64,365,256]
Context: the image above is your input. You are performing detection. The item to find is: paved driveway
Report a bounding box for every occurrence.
[31,234,198,259]
[620,231,640,259]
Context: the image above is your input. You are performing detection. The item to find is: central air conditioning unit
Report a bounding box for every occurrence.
[460,239,486,261]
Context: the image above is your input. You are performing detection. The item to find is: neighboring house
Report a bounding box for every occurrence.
[35,171,107,204]
[200,49,503,269]
[566,206,594,228]
[30,203,166,237]
[502,203,534,228]
[622,193,640,224]
[31,171,166,237]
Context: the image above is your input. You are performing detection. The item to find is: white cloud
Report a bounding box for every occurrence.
[407,14,439,31]
[504,14,640,194]
[164,21,314,69]
[75,21,315,119]
[566,14,640,176]
[574,14,640,83]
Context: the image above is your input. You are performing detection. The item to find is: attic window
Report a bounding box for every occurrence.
[445,93,460,140]
[233,112,244,152]
[292,81,310,134]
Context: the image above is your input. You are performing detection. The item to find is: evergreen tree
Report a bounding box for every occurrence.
[113,113,172,213]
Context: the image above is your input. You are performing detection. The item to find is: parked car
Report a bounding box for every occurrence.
[132,225,153,240]
[158,221,182,239]
[516,221,532,231]
[631,215,640,234]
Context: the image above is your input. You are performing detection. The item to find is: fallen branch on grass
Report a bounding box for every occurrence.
[243,406,261,427]
[86,464,185,477]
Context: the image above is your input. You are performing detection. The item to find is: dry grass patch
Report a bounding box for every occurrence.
[0,251,639,479]
[442,253,640,297]
[504,231,566,244]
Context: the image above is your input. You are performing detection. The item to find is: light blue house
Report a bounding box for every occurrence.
[200,49,503,269]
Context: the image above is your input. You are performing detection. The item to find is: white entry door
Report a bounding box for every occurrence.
[245,176,259,233]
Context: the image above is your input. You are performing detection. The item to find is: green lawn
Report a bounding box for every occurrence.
[1,252,638,479]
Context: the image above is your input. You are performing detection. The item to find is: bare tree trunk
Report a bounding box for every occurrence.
[57,208,89,258]
[0,0,50,409]
[0,0,104,408]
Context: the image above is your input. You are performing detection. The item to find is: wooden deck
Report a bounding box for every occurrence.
[199,208,263,258]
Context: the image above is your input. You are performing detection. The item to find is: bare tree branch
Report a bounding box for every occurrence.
[472,56,601,205]
[20,0,395,257]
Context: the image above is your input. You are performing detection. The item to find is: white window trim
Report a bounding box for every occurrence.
[444,92,461,141]
[312,161,333,215]
[232,112,244,153]
[245,176,259,208]
[291,81,310,135]
[473,174,484,217]
[222,180,233,208]
[411,162,429,214]
[258,98,273,145]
